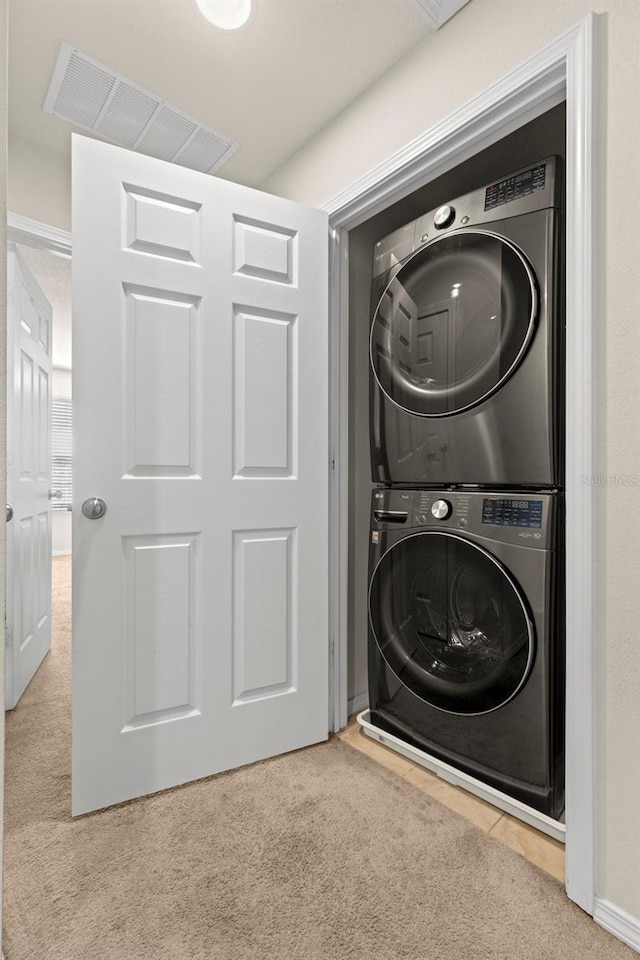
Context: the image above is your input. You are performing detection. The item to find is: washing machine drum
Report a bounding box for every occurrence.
[370,230,537,417]
[369,533,535,715]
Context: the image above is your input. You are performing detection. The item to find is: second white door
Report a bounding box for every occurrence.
[6,245,53,710]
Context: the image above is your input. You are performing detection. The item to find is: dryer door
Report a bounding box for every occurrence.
[369,532,534,715]
[370,230,537,417]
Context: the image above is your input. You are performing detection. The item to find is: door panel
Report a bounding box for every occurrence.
[122,533,200,729]
[233,306,295,477]
[123,286,201,477]
[72,135,329,815]
[6,247,53,709]
[232,528,295,703]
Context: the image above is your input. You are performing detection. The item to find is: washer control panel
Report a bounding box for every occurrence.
[481,497,543,529]
[431,499,452,520]
[411,491,470,527]
[433,204,455,229]
[372,489,556,549]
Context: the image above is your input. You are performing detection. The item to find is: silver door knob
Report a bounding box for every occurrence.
[82,497,107,520]
[6,503,13,523]
[49,489,63,500]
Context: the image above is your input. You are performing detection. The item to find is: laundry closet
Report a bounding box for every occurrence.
[346,103,566,827]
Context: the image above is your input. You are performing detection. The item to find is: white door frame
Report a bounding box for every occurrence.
[7,10,598,915]
[322,14,597,919]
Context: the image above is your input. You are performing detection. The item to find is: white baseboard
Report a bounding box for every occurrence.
[594,898,640,954]
[52,550,71,557]
[347,692,368,717]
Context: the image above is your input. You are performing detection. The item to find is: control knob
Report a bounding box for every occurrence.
[433,204,455,229]
[431,499,452,520]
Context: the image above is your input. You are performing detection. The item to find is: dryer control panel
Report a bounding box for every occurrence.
[484,163,547,211]
[372,155,561,279]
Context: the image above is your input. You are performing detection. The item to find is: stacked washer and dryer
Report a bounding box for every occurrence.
[366,157,565,821]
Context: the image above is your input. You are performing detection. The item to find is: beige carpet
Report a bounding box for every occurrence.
[3,557,634,960]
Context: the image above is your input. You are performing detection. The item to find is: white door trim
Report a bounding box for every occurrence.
[322,14,597,918]
[7,213,72,258]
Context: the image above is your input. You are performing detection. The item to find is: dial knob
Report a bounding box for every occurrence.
[433,204,455,229]
[431,499,452,520]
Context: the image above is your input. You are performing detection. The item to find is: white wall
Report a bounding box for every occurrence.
[7,136,71,230]
[0,0,8,943]
[52,512,71,556]
[52,367,72,555]
[8,134,71,232]
[262,0,640,929]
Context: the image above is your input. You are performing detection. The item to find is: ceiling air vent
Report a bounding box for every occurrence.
[411,0,470,28]
[43,43,238,174]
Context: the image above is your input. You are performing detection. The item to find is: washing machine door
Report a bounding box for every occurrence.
[370,230,537,417]
[369,532,535,715]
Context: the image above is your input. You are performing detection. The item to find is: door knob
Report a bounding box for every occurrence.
[81,497,107,520]
[49,489,63,500]
[6,503,13,523]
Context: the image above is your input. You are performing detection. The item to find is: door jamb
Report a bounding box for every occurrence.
[322,14,597,918]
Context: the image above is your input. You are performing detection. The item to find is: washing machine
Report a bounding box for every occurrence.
[370,157,563,487]
[367,487,564,818]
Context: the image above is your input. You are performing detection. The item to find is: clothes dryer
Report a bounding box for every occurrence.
[370,157,563,487]
[368,487,564,818]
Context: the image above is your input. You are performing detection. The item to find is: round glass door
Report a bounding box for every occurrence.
[369,533,534,715]
[370,230,537,417]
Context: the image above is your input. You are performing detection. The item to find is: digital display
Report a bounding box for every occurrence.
[484,164,546,211]
[482,498,543,529]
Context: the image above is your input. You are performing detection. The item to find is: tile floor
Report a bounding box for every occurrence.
[337,715,565,883]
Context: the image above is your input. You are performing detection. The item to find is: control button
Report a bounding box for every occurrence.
[418,514,427,524]
[434,205,455,229]
[458,518,468,528]
[431,499,452,520]
[460,215,470,225]
[420,233,428,243]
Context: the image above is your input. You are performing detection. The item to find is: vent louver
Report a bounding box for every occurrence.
[411,0,470,28]
[44,44,238,175]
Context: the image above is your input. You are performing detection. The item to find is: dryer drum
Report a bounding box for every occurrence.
[370,230,538,418]
[369,532,535,716]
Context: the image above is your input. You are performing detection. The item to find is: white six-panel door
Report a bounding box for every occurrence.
[6,245,53,709]
[72,136,329,815]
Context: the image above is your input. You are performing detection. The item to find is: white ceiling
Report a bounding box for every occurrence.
[9,0,434,188]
